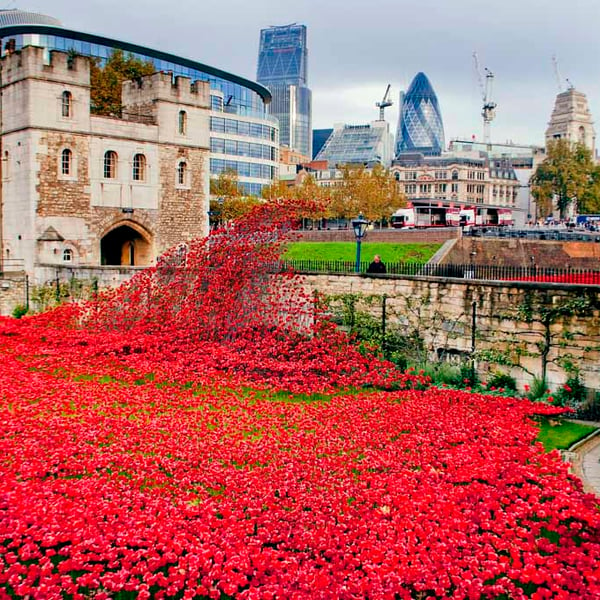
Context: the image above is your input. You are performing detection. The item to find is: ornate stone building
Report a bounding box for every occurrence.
[545,87,596,156]
[0,46,210,283]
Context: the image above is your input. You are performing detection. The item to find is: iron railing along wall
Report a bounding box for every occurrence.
[281,259,600,285]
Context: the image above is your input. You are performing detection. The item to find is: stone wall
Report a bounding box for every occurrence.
[300,272,600,391]
[0,273,27,316]
[446,238,600,269]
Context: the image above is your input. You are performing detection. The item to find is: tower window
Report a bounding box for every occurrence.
[104,151,117,179]
[177,161,187,186]
[178,110,187,135]
[132,153,146,181]
[61,91,72,118]
[61,149,72,175]
[62,248,73,263]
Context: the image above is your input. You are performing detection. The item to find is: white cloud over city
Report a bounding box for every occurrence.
[24,0,599,147]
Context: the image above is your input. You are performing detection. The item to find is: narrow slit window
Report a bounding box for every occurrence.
[61,149,72,175]
[62,91,72,118]
[178,110,187,135]
[177,161,187,186]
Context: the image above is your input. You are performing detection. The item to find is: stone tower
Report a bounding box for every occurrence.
[545,87,596,156]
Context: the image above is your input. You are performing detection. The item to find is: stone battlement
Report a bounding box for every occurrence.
[0,46,90,87]
[122,71,209,110]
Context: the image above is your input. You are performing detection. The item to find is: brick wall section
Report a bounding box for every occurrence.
[0,273,26,316]
[36,133,91,217]
[445,238,600,269]
[298,228,460,243]
[157,146,208,252]
[300,273,600,391]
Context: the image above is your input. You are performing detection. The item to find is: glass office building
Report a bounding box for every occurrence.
[257,24,312,159]
[395,72,445,157]
[0,9,279,196]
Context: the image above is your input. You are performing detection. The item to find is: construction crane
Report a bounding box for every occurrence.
[376,84,393,121]
[552,55,563,92]
[473,52,497,146]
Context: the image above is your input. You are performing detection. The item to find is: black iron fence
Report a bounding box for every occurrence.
[281,260,600,285]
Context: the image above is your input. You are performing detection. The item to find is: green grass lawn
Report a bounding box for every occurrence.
[536,418,598,451]
[283,242,442,264]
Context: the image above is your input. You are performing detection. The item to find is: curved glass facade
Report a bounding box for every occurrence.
[396,72,445,157]
[0,10,279,195]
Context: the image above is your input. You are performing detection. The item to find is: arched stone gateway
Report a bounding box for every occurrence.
[100,223,153,266]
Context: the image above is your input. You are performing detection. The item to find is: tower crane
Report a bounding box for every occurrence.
[473,52,497,146]
[552,55,563,92]
[376,84,393,121]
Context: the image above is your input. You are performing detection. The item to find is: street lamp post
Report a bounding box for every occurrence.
[351,214,369,273]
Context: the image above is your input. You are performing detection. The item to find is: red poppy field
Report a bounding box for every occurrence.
[1,203,600,599]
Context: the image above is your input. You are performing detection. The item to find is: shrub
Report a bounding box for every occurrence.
[11,304,28,319]
[486,371,517,392]
[527,377,549,401]
[553,374,587,408]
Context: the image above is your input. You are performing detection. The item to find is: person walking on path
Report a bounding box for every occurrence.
[367,255,386,274]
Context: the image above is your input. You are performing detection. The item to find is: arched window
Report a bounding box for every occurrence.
[61,149,72,175]
[104,151,117,179]
[62,248,73,263]
[451,170,459,180]
[61,91,72,118]
[177,161,187,186]
[178,110,187,135]
[579,126,586,145]
[394,172,400,181]
[132,153,146,181]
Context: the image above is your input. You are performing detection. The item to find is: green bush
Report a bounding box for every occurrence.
[11,304,28,319]
[553,375,587,408]
[486,371,517,392]
[527,377,549,401]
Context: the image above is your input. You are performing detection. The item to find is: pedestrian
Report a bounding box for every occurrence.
[367,255,386,274]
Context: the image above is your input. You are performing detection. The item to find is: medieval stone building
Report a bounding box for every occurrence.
[0,46,210,284]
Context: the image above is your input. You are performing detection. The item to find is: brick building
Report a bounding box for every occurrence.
[0,46,210,283]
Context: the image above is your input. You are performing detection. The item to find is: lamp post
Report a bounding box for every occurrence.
[351,214,369,273]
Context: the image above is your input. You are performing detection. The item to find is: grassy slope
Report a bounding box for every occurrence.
[283,242,442,263]
[537,419,598,451]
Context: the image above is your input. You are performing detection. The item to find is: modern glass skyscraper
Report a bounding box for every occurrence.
[257,24,312,158]
[395,72,445,157]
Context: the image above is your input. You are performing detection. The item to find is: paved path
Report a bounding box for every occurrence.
[565,421,600,497]
[581,434,600,496]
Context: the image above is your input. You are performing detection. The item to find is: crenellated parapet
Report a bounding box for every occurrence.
[122,72,210,113]
[0,45,90,87]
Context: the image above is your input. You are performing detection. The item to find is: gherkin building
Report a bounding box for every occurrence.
[395,72,445,157]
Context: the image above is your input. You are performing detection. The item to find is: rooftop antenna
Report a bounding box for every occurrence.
[473,52,497,146]
[376,84,393,121]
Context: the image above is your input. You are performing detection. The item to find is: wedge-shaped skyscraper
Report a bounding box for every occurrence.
[395,73,445,157]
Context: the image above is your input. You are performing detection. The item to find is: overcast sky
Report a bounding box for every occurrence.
[19,0,600,147]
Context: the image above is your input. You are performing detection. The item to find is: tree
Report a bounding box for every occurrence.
[530,139,597,219]
[209,169,260,224]
[330,165,405,225]
[90,49,155,116]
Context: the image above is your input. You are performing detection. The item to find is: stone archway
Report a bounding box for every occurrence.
[100,223,152,266]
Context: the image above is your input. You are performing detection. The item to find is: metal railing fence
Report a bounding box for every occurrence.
[280,259,600,285]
